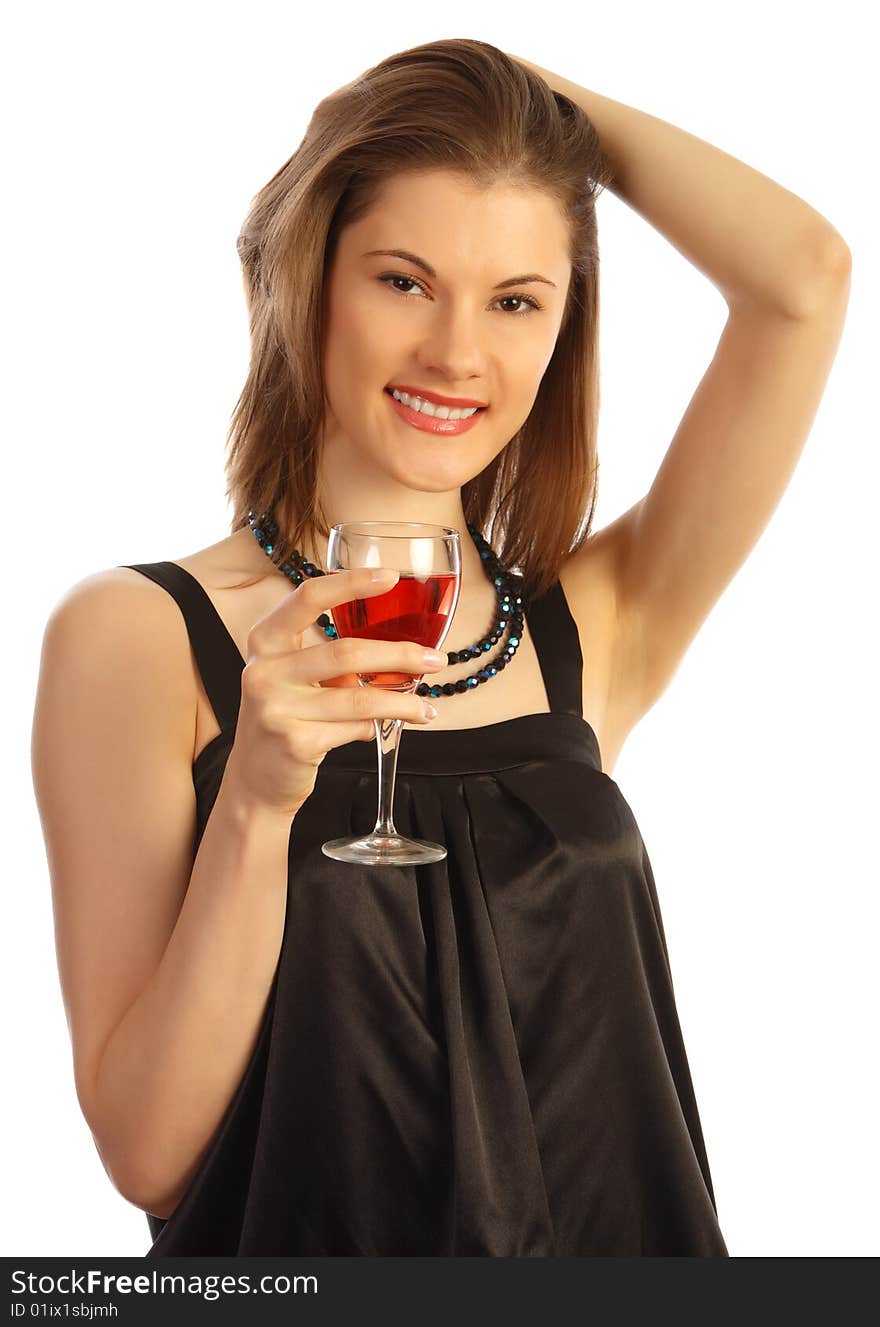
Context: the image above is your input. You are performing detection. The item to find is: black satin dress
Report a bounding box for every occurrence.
[121,560,728,1257]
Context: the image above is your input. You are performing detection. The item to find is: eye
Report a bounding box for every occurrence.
[377,273,542,316]
[379,274,426,299]
[496,293,543,316]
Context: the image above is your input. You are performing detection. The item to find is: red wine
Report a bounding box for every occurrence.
[330,570,460,690]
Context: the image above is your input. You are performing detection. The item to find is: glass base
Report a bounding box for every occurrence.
[321,832,447,866]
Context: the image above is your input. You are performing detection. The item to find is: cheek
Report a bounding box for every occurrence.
[501,328,555,380]
[329,300,387,384]
[514,347,557,404]
[321,334,381,434]
[323,313,362,400]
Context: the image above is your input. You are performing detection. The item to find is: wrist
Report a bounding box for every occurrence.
[218,757,299,832]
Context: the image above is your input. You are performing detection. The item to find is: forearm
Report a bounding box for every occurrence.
[92,764,293,1218]
[519,57,849,317]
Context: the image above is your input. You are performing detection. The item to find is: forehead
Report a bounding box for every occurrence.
[341,168,570,273]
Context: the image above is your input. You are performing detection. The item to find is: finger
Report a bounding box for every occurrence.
[250,567,400,658]
[297,681,435,725]
[321,719,388,752]
[279,635,446,688]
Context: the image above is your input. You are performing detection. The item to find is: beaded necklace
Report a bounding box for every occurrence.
[247,509,526,703]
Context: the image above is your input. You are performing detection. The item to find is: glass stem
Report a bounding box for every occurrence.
[371,717,405,838]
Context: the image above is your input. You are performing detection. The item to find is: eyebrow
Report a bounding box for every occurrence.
[362,248,557,290]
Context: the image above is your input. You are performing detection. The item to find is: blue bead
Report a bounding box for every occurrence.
[466,677,478,689]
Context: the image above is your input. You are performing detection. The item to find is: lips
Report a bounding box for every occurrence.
[384,387,487,436]
[386,384,489,409]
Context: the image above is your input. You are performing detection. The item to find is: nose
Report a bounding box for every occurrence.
[414,305,486,385]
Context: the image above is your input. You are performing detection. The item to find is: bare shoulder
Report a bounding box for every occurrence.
[558,501,646,774]
[38,531,261,741]
[40,565,200,756]
[44,524,264,644]
[558,505,634,612]
[47,564,184,632]
[46,565,194,661]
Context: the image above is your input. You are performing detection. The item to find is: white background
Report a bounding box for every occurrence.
[4,0,876,1258]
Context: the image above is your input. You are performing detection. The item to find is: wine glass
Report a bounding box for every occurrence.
[321,521,461,866]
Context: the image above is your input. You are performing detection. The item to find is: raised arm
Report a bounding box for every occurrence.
[516,57,851,727]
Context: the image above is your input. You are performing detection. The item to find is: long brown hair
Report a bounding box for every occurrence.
[227,37,614,602]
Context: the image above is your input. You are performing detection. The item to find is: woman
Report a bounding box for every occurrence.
[31,38,850,1256]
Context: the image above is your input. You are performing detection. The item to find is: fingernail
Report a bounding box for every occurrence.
[370,568,399,583]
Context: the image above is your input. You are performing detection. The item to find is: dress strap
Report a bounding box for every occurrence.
[120,562,245,733]
[524,579,584,719]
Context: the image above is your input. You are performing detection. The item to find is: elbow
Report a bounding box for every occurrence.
[75,1063,186,1221]
[785,229,852,319]
[86,1121,182,1221]
[113,1155,183,1221]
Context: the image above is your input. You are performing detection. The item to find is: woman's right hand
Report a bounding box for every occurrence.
[223,569,448,818]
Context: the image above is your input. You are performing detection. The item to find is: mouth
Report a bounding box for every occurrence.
[384,386,488,437]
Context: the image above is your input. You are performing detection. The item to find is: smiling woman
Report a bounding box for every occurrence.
[306,168,575,478]
[33,36,745,1260]
[231,56,614,602]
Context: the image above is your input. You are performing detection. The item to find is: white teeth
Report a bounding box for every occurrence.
[390,389,479,420]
